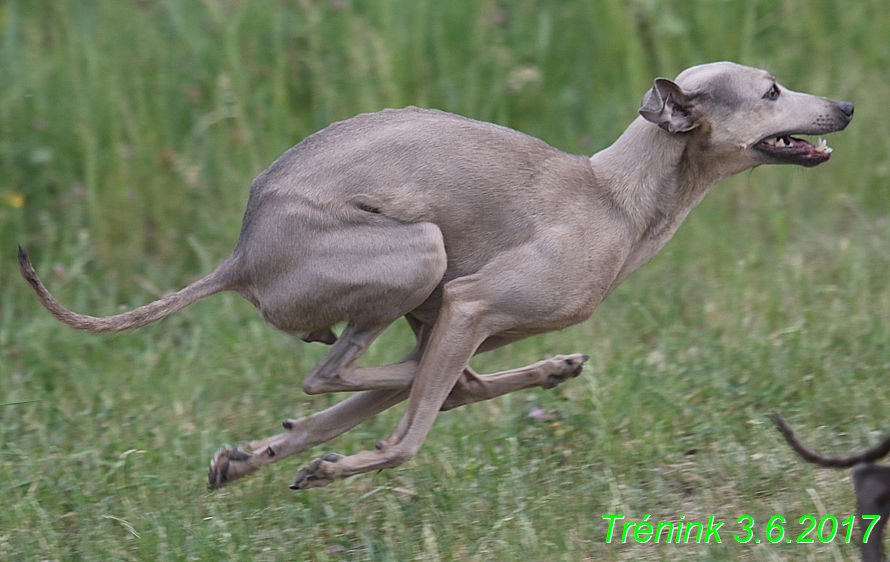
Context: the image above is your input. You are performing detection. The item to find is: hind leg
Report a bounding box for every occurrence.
[304,315,588,395]
[300,323,417,394]
[266,220,447,397]
[440,353,588,410]
[210,219,445,487]
[249,219,447,336]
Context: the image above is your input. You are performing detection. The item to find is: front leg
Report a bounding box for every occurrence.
[208,388,406,488]
[291,286,504,489]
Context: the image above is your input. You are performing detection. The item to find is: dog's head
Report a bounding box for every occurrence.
[640,62,853,172]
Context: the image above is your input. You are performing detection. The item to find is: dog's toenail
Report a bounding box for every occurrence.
[267,446,275,457]
[582,354,590,361]
[282,420,293,430]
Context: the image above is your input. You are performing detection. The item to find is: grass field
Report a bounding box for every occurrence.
[2,0,890,560]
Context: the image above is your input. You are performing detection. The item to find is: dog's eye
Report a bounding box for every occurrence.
[764,84,780,100]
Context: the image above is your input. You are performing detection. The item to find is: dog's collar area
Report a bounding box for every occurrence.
[755,134,833,166]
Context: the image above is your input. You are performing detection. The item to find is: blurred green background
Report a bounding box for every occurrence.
[2,0,889,560]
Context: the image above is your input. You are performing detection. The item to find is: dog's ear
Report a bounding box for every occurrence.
[639,78,698,133]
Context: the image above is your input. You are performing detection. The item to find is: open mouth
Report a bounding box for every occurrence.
[755,134,834,167]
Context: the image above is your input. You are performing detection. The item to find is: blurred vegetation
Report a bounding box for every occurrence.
[1,0,889,560]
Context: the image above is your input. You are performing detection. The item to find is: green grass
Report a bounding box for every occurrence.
[2,0,890,560]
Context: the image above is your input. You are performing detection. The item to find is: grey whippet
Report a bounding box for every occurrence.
[774,414,890,562]
[19,62,853,490]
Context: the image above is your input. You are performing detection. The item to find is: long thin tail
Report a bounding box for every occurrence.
[772,412,890,468]
[18,246,238,333]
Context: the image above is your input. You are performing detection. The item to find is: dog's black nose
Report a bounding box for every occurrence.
[837,101,854,118]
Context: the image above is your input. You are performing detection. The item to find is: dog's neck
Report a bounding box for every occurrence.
[591,118,719,238]
[591,118,723,286]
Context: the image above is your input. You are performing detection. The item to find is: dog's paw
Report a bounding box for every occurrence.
[541,353,590,389]
[290,453,344,490]
[208,444,258,489]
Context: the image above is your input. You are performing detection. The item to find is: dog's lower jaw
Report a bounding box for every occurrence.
[754,135,833,167]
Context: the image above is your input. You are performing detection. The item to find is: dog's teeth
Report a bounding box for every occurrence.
[775,137,787,148]
[813,138,833,154]
[764,138,777,146]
